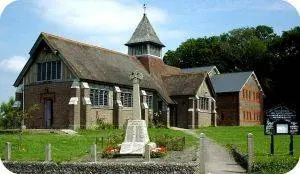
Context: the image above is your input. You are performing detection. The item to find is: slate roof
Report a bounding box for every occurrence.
[211,71,253,93]
[182,66,217,73]
[125,14,165,47]
[162,72,207,96]
[14,33,173,103]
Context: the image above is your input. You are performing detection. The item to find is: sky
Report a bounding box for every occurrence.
[0,0,299,102]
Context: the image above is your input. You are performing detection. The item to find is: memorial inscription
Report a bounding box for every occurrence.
[120,120,149,154]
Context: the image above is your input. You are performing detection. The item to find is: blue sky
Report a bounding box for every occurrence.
[0,0,299,102]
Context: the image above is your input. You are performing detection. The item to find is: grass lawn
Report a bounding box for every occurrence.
[0,128,198,162]
[197,126,300,173]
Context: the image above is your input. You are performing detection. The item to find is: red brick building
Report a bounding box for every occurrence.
[211,72,264,126]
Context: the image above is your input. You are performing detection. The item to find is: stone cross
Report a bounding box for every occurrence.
[130,71,143,120]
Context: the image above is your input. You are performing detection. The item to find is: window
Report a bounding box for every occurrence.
[37,60,61,81]
[245,90,248,99]
[248,91,251,100]
[121,92,133,107]
[146,95,153,108]
[90,89,109,106]
[243,111,246,120]
[199,97,209,110]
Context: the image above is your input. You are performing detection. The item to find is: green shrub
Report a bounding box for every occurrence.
[95,118,114,130]
[252,156,298,174]
[152,135,185,151]
[226,144,299,174]
[106,134,123,147]
[152,112,166,128]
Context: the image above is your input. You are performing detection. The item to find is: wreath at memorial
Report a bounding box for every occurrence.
[150,146,168,158]
[102,146,121,158]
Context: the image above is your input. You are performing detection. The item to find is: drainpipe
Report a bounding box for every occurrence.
[22,78,25,129]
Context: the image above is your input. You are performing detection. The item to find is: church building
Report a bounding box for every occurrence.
[13,13,217,129]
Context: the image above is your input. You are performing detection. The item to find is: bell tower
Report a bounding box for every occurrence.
[125,5,165,58]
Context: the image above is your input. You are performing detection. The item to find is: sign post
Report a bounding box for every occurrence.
[265,106,298,155]
[289,134,293,156]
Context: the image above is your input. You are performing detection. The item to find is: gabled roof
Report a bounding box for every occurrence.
[182,66,220,75]
[14,32,173,103]
[162,72,207,96]
[211,71,263,93]
[125,14,165,47]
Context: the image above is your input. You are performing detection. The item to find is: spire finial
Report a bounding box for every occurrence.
[143,3,146,15]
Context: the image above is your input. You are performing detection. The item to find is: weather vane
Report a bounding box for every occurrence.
[143,3,146,14]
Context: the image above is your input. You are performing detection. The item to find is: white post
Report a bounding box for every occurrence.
[247,133,254,172]
[5,142,12,161]
[144,144,151,162]
[45,144,52,162]
[199,133,205,174]
[91,144,97,162]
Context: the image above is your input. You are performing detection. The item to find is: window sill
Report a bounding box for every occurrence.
[91,106,113,110]
[122,107,133,110]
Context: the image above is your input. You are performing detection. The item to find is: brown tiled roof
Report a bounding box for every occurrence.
[162,72,207,96]
[125,14,165,47]
[14,32,173,103]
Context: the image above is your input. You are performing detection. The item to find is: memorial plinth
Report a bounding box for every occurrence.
[120,120,149,155]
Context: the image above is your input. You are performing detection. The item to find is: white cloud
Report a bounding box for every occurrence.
[0,56,27,72]
[283,0,300,16]
[0,0,16,18]
[34,0,167,34]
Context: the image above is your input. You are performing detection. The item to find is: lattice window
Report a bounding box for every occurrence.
[146,95,153,108]
[37,60,61,81]
[121,92,133,107]
[90,89,109,106]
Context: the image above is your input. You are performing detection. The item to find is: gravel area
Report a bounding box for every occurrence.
[78,147,198,163]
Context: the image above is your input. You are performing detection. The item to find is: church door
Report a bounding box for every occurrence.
[44,99,53,128]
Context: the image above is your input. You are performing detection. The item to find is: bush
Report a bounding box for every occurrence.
[106,134,123,147]
[252,156,298,174]
[152,135,185,151]
[0,97,19,129]
[226,144,299,174]
[95,118,114,130]
[152,112,166,128]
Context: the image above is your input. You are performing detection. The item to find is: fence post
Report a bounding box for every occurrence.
[91,144,97,162]
[45,144,52,162]
[5,142,12,161]
[199,133,205,174]
[247,133,254,172]
[144,144,151,162]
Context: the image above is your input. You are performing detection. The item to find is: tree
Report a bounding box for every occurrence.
[0,97,17,129]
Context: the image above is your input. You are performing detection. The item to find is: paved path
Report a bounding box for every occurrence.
[171,127,246,174]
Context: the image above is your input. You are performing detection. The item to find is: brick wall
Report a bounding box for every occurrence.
[216,93,240,126]
[216,76,264,126]
[239,76,263,126]
[24,82,72,129]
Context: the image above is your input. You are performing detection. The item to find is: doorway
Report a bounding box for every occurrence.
[44,99,53,128]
